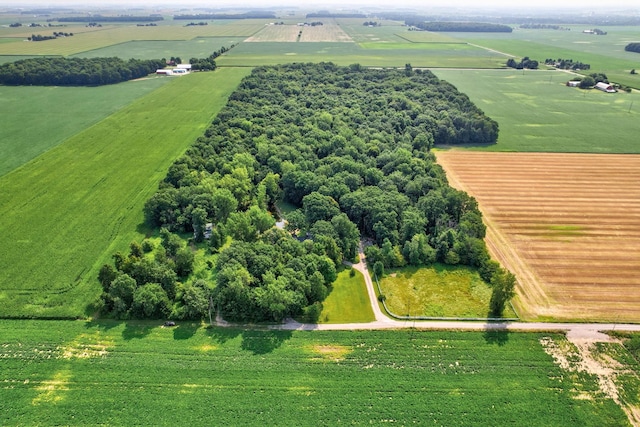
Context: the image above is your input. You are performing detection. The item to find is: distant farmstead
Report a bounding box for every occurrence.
[595,82,616,93]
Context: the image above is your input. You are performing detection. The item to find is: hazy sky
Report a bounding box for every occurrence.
[9,0,640,10]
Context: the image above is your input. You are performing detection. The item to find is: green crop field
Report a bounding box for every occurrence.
[0,77,170,177]
[433,69,640,153]
[72,37,244,60]
[378,264,517,318]
[449,26,640,88]
[0,22,264,56]
[217,41,507,68]
[0,320,629,426]
[0,68,251,318]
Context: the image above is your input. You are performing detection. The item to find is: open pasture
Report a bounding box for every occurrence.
[433,69,640,153]
[436,151,640,322]
[0,77,169,177]
[0,69,251,318]
[0,320,628,426]
[379,265,517,318]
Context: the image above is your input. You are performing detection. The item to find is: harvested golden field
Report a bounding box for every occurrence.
[436,151,640,322]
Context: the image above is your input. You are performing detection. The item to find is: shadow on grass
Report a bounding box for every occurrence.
[84,318,122,333]
[483,326,509,346]
[240,329,293,355]
[122,322,154,340]
[173,322,200,340]
[205,327,293,355]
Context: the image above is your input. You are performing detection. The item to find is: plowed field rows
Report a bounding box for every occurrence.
[436,151,640,322]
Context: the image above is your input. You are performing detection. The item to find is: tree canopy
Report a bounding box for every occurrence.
[137,63,508,321]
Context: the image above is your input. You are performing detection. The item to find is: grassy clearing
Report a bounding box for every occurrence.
[433,69,640,153]
[0,68,251,318]
[316,268,374,323]
[379,264,517,318]
[0,77,170,177]
[0,320,628,426]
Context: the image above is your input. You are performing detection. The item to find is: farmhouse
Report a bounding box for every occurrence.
[595,82,616,93]
[566,80,580,87]
[177,63,191,70]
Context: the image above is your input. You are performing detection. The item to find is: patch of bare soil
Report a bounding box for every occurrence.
[541,334,640,426]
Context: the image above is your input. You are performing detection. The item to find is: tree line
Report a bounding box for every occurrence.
[174,12,276,20]
[53,15,163,22]
[140,63,513,321]
[506,57,539,69]
[406,20,513,33]
[0,57,165,86]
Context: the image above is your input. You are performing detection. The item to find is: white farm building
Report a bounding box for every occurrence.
[595,82,616,93]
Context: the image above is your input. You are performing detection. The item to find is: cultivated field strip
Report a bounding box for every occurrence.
[436,151,640,322]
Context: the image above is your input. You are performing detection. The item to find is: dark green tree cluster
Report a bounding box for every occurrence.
[213,229,337,321]
[544,58,590,71]
[407,20,512,32]
[0,57,165,86]
[625,43,640,54]
[144,63,506,319]
[99,229,208,320]
[189,45,234,71]
[506,57,539,69]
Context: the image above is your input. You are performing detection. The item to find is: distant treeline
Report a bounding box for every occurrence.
[520,24,569,30]
[306,12,366,18]
[53,15,163,23]
[545,58,590,71]
[381,12,640,26]
[406,20,513,33]
[625,43,640,54]
[0,57,165,86]
[174,12,276,20]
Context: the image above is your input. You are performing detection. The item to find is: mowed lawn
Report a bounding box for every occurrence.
[433,69,640,153]
[0,68,251,318]
[318,268,374,323]
[0,320,629,426]
[0,77,170,177]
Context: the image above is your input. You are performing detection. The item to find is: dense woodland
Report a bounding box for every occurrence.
[0,57,165,86]
[122,63,512,322]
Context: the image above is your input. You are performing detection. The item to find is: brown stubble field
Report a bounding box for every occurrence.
[436,151,640,322]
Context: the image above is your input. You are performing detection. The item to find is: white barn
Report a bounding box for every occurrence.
[595,82,616,93]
